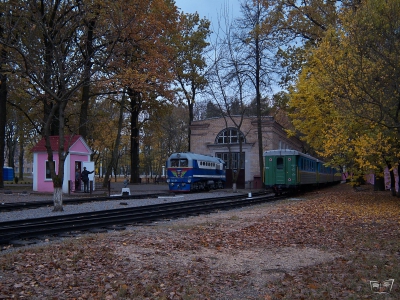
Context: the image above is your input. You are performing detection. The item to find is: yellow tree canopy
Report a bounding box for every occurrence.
[288,0,400,174]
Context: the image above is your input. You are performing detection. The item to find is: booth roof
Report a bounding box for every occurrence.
[31,135,82,152]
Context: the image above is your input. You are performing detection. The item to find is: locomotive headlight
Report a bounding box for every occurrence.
[166,178,170,183]
[188,178,192,183]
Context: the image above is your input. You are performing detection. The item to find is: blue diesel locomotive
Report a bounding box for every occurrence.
[166,152,226,192]
[264,149,341,194]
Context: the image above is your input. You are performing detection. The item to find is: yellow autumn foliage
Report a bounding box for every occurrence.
[288,0,400,176]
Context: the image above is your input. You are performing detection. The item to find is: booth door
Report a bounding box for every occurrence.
[75,162,82,191]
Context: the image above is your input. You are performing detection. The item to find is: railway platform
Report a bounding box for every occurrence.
[0,173,261,204]
[1,181,170,203]
[1,179,260,204]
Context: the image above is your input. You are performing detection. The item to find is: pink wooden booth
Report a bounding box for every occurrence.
[31,135,94,193]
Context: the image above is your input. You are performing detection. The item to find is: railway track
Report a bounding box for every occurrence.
[0,192,282,246]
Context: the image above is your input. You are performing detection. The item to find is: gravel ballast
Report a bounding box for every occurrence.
[0,190,247,222]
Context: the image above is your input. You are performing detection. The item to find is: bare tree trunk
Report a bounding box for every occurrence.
[102,92,126,187]
[232,182,237,193]
[6,132,16,168]
[390,169,396,196]
[255,18,264,189]
[18,137,24,180]
[385,162,395,195]
[129,89,141,184]
[79,18,96,140]
[0,71,6,189]
[53,185,63,211]
[188,100,193,152]
[51,103,68,212]
[397,164,400,197]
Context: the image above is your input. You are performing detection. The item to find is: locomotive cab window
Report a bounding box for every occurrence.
[277,157,284,169]
[171,159,188,167]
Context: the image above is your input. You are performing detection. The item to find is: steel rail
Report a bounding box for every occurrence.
[0,192,280,245]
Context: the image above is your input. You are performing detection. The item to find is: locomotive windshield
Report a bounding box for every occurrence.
[170,158,188,167]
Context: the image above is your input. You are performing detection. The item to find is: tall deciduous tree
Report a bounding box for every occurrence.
[174,12,211,151]
[207,9,253,192]
[288,0,400,190]
[89,95,127,178]
[0,47,6,188]
[78,2,102,140]
[272,0,344,88]
[233,0,280,185]
[109,0,179,183]
[0,0,9,189]
[0,0,118,210]
[101,91,127,186]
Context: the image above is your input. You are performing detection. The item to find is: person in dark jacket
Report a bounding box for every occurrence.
[81,167,94,193]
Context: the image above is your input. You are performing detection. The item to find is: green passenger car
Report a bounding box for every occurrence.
[263,149,318,194]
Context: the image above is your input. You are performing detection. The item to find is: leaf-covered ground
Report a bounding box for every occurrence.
[0,184,399,299]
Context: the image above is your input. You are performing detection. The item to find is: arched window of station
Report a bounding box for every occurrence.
[215,127,246,145]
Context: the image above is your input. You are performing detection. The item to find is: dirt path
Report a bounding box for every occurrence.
[1,184,399,299]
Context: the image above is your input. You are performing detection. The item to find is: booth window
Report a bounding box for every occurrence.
[45,160,55,179]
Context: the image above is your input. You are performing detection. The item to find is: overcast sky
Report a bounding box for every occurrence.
[174,0,281,95]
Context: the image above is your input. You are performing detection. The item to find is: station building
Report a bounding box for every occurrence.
[190,116,303,189]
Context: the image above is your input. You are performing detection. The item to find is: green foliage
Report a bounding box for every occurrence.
[174,12,210,108]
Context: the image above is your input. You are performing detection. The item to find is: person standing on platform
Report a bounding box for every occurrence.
[81,167,94,193]
[123,176,129,188]
[75,170,81,191]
